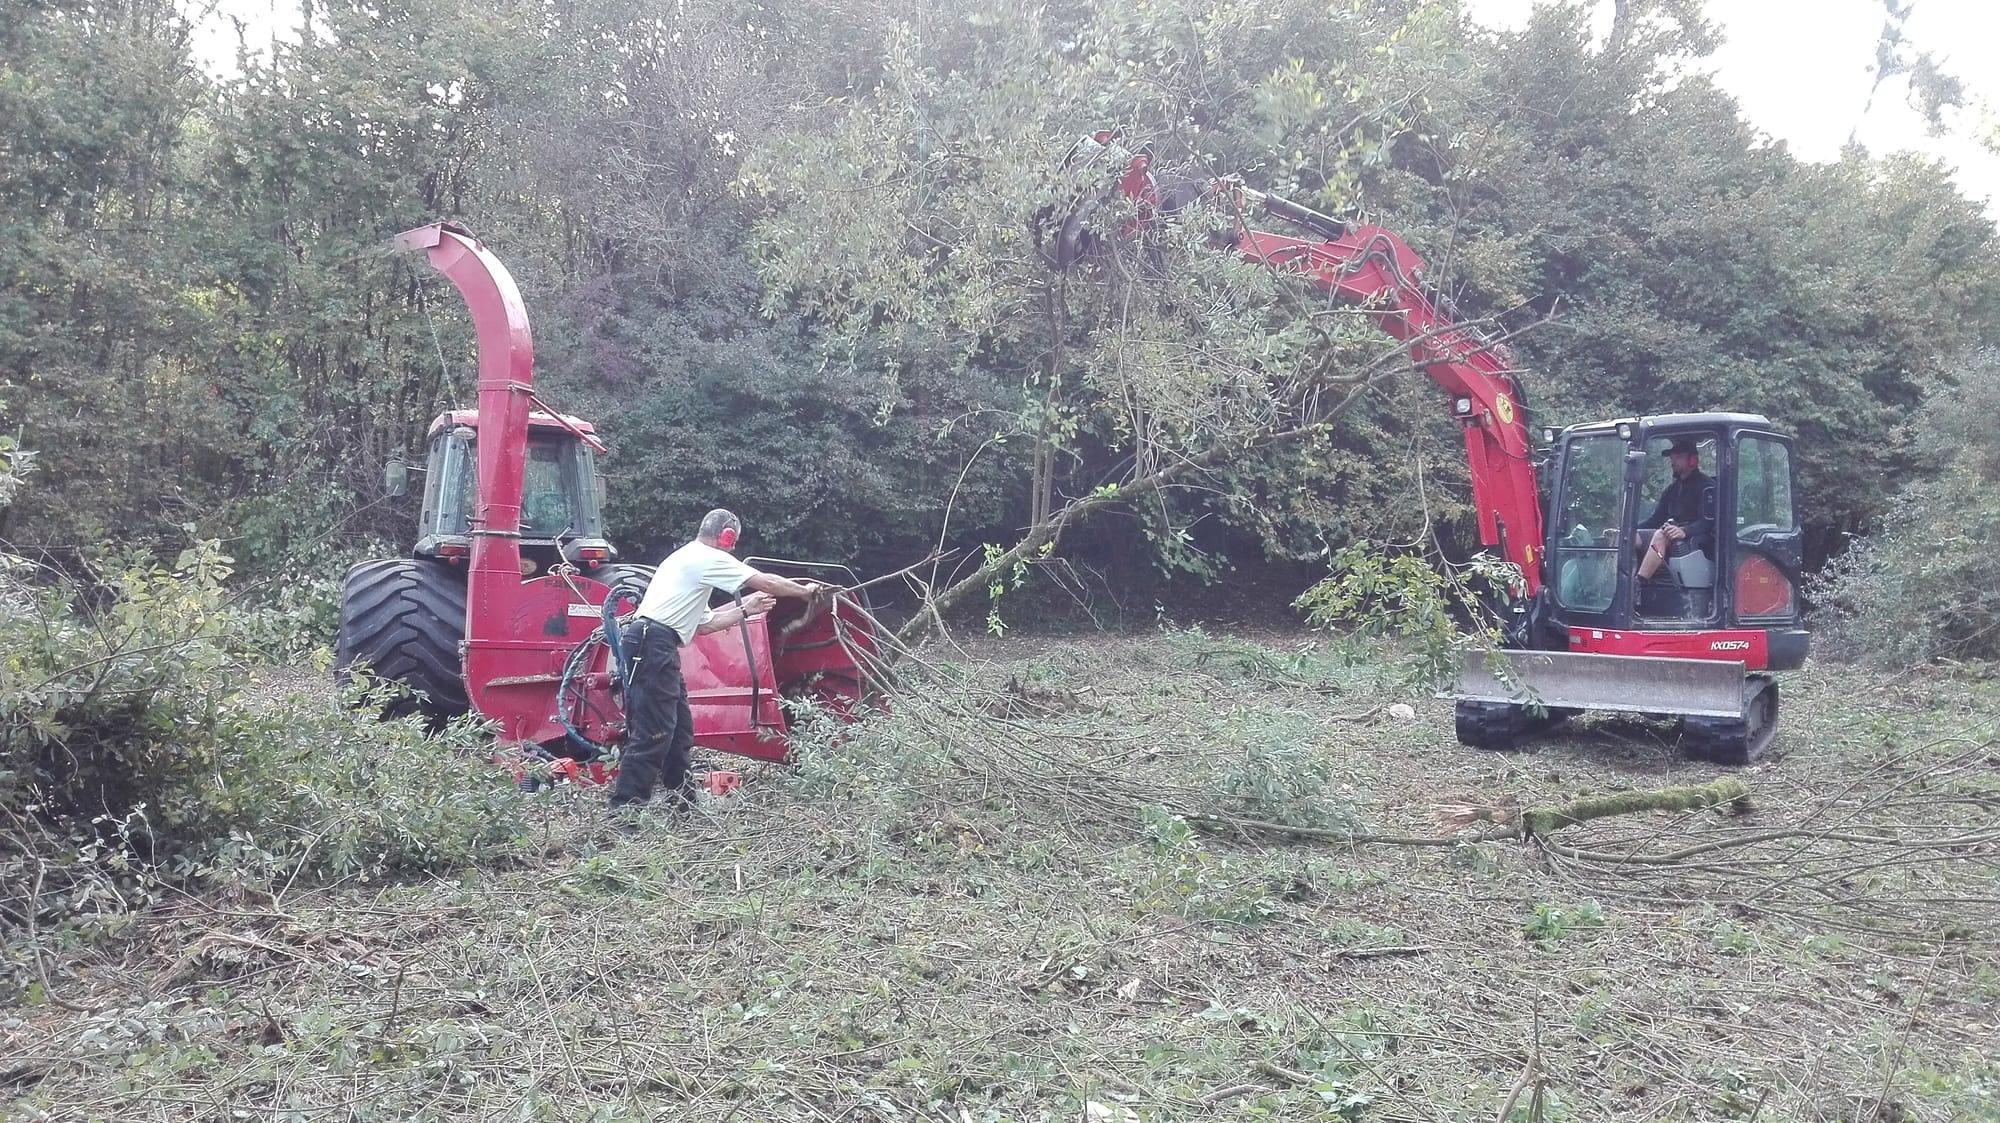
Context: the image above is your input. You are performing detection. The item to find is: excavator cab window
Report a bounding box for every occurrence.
[1551,434,1625,613]
[1734,437,1794,542]
[1732,434,1801,620]
[1632,432,1720,621]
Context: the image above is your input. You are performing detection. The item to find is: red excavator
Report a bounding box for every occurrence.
[334,223,880,770]
[1046,134,1806,763]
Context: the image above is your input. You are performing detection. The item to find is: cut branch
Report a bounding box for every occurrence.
[1190,779,1753,850]
[1517,779,1750,838]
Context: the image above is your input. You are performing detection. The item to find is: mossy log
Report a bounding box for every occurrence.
[1518,778,1750,838]
[1193,779,1750,847]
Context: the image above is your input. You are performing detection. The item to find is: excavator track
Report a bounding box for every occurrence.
[1681,674,1778,765]
[1454,699,1573,751]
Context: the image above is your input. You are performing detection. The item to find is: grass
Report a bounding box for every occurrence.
[6,628,1999,1122]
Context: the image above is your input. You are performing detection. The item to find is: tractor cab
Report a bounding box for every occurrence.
[1542,413,1807,668]
[414,410,621,577]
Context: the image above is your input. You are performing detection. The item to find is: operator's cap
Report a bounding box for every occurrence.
[1662,437,1700,457]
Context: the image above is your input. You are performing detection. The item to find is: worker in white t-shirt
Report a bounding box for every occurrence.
[610,508,822,812]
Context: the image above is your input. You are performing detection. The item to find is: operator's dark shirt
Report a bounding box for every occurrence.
[1640,468,1714,554]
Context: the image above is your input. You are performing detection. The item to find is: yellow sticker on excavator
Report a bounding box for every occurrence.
[1494,393,1515,426]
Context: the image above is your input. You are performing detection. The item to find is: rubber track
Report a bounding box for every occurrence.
[1682,674,1778,766]
[1454,699,1571,751]
[335,558,469,721]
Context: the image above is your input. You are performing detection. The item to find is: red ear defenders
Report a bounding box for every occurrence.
[716,526,738,550]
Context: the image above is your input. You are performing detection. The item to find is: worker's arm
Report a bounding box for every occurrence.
[695,591,777,634]
[742,571,822,599]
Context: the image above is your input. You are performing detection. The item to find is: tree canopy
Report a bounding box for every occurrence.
[3,0,1996,619]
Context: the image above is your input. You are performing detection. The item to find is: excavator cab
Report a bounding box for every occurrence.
[1460,412,1811,762]
[414,410,622,578]
[1543,413,1805,652]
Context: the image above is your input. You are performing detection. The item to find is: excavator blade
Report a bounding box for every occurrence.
[1455,649,1746,719]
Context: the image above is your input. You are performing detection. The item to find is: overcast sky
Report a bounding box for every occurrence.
[1465,0,2000,210]
[189,0,2000,212]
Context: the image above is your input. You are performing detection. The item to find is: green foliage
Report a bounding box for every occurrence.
[1294,542,1513,687]
[1709,918,1757,956]
[1522,900,1608,950]
[6,541,244,827]
[1903,1062,2000,1123]
[1813,349,2000,664]
[3,0,1999,631]
[1426,7,2000,557]
[0,432,33,515]
[1504,1088,1577,1123]
[1,544,527,998]
[1212,711,1358,832]
[1293,1008,1396,1120]
[221,563,349,665]
[744,0,1455,584]
[1131,804,1279,925]
[0,0,214,549]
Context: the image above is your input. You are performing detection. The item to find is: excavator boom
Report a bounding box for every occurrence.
[1054,141,1545,592]
[1229,192,1544,592]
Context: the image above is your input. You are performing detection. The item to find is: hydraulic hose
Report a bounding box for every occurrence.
[559,588,640,757]
[601,588,630,688]
[557,627,610,757]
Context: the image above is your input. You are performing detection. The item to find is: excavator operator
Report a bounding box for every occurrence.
[1635,437,1714,582]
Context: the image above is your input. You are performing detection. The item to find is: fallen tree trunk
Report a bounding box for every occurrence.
[1515,779,1750,837]
[1192,778,1751,846]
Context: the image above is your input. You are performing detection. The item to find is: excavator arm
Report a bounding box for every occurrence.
[1043,137,1797,763]
[1047,138,1546,594]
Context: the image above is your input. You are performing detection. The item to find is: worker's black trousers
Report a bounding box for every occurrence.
[609,619,697,810]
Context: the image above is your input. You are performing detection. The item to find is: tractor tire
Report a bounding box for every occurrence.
[596,563,655,615]
[334,558,469,725]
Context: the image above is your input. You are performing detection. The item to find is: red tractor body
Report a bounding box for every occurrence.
[334,223,880,765]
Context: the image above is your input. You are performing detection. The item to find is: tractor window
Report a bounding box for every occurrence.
[428,433,477,538]
[1551,434,1625,613]
[1735,436,1796,540]
[424,431,602,540]
[520,443,572,536]
[521,436,602,539]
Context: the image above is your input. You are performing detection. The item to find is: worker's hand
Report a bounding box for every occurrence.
[1664,523,1686,542]
[742,591,777,616]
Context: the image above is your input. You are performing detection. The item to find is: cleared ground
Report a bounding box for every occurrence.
[8,630,1999,1122]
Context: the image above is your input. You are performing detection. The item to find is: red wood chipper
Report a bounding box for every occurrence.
[333,222,883,778]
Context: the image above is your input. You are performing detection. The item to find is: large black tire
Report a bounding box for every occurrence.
[334,558,469,724]
[597,563,655,614]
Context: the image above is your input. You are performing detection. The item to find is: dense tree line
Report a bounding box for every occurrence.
[3,0,1996,635]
